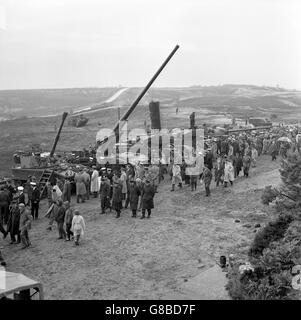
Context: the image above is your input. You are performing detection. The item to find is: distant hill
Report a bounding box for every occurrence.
[0,87,119,120]
[0,84,300,122]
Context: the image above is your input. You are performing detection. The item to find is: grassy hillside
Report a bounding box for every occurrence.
[0,87,119,120]
[1,84,301,178]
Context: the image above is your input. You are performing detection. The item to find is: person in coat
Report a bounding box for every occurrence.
[90,166,99,198]
[204,149,214,171]
[201,164,213,196]
[82,169,91,200]
[135,162,145,180]
[7,202,21,244]
[0,185,10,225]
[99,176,111,214]
[270,141,278,161]
[16,186,25,205]
[112,179,123,218]
[6,180,16,202]
[64,201,73,241]
[243,154,251,178]
[30,182,40,220]
[55,199,66,239]
[186,160,199,192]
[74,170,86,203]
[19,203,32,249]
[171,164,182,191]
[128,179,141,218]
[148,164,160,193]
[71,210,86,245]
[46,182,53,208]
[62,179,71,203]
[120,168,127,206]
[214,156,224,187]
[233,153,243,178]
[141,180,155,219]
[224,158,234,187]
[251,146,258,167]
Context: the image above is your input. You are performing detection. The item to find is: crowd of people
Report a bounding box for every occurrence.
[1,124,300,267]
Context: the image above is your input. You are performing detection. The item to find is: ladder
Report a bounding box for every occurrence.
[39,169,53,198]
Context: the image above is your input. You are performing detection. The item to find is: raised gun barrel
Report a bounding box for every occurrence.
[112,44,180,135]
[50,112,68,157]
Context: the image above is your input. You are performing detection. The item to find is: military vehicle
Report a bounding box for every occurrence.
[0,271,44,300]
[11,112,70,197]
[67,114,89,127]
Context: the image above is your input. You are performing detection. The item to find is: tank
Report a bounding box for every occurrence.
[68,114,89,127]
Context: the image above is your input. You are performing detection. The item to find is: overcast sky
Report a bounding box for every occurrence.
[0,0,300,90]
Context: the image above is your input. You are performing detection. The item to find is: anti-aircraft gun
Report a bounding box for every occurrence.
[96,45,180,164]
[11,112,69,197]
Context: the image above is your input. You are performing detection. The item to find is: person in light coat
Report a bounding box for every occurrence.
[224,158,234,187]
[71,210,85,246]
[90,166,99,198]
[171,164,182,191]
[74,169,86,203]
[251,146,258,167]
[120,168,127,206]
[81,169,91,200]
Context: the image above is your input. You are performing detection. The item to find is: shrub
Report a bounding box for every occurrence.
[248,213,293,258]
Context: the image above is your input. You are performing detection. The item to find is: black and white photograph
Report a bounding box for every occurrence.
[0,0,301,304]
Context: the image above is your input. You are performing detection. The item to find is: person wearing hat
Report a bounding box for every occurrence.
[128,179,141,218]
[62,178,71,203]
[90,166,99,198]
[99,176,111,214]
[201,164,213,196]
[243,153,251,178]
[45,186,62,231]
[148,164,160,193]
[74,169,86,203]
[120,167,127,207]
[233,152,243,178]
[224,157,234,187]
[71,209,85,245]
[81,169,91,200]
[16,186,25,205]
[55,199,66,240]
[6,179,16,202]
[140,179,155,219]
[30,181,40,220]
[19,203,32,249]
[112,179,123,218]
[7,201,21,244]
[106,168,113,199]
[0,184,10,226]
[64,201,74,241]
[171,163,182,192]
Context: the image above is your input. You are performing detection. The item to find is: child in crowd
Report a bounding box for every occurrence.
[71,210,85,246]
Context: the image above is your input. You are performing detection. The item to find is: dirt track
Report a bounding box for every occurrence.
[1,155,280,299]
